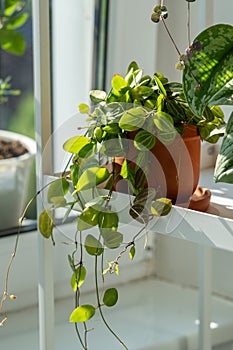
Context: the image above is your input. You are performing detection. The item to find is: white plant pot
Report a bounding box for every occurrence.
[0,130,36,232]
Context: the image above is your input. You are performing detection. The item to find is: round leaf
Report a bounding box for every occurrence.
[119,107,146,131]
[134,130,156,150]
[103,288,118,307]
[153,112,177,144]
[63,135,90,154]
[98,211,119,230]
[101,230,123,249]
[85,234,104,256]
[70,304,96,322]
[79,103,90,114]
[77,205,101,231]
[76,167,110,191]
[0,29,26,55]
[47,178,69,203]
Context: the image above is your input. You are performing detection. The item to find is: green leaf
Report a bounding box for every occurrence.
[70,304,96,322]
[103,123,121,135]
[153,112,177,144]
[129,246,136,260]
[0,29,26,55]
[119,107,147,131]
[39,209,54,239]
[90,90,107,103]
[78,142,96,158]
[130,86,154,100]
[79,103,90,114]
[77,205,101,231]
[151,198,172,217]
[100,136,127,157]
[111,74,128,94]
[214,111,233,183]
[103,288,118,307]
[68,254,76,272]
[47,178,69,203]
[183,24,233,117]
[85,234,104,256]
[101,230,123,249]
[134,130,156,150]
[154,74,167,97]
[76,166,110,191]
[6,13,29,30]
[71,266,87,291]
[70,164,79,186]
[63,135,90,154]
[98,210,119,230]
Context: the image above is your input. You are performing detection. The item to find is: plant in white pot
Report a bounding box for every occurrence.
[0,0,36,232]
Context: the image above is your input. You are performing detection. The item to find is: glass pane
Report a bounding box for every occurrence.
[0,0,36,234]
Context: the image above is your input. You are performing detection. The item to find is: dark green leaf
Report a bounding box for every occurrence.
[183,24,233,116]
[214,111,233,183]
[134,130,156,150]
[0,29,26,55]
[98,210,119,230]
[103,288,118,307]
[129,246,136,260]
[85,234,103,256]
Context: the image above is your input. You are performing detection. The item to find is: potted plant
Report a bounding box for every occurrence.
[81,60,225,210]
[0,0,36,232]
[0,1,232,350]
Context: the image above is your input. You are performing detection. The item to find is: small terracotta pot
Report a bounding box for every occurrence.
[112,125,201,206]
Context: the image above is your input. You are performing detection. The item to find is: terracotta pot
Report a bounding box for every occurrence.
[112,125,201,206]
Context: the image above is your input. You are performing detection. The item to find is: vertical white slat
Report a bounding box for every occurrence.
[199,0,214,30]
[198,245,212,350]
[32,0,55,349]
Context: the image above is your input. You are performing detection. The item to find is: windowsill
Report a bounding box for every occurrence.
[199,167,233,220]
[0,219,37,238]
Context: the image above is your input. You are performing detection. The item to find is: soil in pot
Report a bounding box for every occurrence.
[0,139,28,159]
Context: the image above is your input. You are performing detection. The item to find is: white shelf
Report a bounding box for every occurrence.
[149,168,233,253]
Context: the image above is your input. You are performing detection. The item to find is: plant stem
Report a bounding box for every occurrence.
[187,2,191,47]
[161,17,181,56]
[94,256,128,349]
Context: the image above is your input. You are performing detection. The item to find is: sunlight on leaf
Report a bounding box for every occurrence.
[63,135,90,154]
[71,266,87,291]
[76,167,110,191]
[70,304,96,322]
